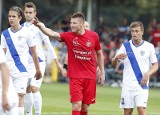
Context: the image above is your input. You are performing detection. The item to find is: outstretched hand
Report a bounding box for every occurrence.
[32,17,45,28]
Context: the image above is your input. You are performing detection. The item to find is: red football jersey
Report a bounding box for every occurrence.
[60,30,101,79]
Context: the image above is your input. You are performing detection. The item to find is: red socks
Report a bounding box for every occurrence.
[80,111,87,115]
[72,110,81,115]
[71,110,87,115]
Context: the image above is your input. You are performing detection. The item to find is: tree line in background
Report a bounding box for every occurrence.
[2,0,160,30]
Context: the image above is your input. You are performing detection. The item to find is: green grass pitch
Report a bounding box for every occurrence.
[40,83,159,115]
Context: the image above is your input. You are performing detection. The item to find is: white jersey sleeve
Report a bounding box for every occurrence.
[149,44,157,64]
[39,31,57,59]
[116,44,126,63]
[1,34,7,49]
[26,29,36,47]
[116,45,126,55]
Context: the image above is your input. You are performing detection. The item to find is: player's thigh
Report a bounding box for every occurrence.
[28,64,36,79]
[135,90,148,107]
[39,62,46,77]
[30,77,43,88]
[69,78,84,102]
[83,79,96,104]
[28,62,46,79]
[29,62,46,88]
[12,72,28,94]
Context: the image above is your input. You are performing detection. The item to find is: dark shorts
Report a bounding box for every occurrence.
[69,78,96,104]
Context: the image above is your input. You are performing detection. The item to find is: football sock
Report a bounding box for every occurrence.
[72,110,81,115]
[24,93,33,115]
[80,111,87,115]
[33,92,42,115]
[18,107,24,115]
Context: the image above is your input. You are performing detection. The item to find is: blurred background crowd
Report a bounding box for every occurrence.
[1,0,160,87]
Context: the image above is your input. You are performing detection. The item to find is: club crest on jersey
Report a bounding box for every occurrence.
[140,50,145,56]
[86,41,91,47]
[18,36,23,41]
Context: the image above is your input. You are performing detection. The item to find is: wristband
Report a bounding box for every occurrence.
[63,64,68,70]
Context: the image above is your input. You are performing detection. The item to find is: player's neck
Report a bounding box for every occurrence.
[133,39,143,46]
[26,21,32,26]
[11,24,21,32]
[76,29,85,35]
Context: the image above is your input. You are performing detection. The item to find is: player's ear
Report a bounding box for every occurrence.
[19,16,22,21]
[35,11,37,16]
[142,32,144,35]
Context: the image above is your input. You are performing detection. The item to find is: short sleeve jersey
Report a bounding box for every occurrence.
[22,22,57,64]
[60,30,101,79]
[116,40,157,90]
[1,27,35,74]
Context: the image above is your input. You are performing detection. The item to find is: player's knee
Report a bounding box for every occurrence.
[31,86,39,93]
[18,93,24,98]
[18,93,25,102]
[72,102,81,111]
[81,104,90,112]
[124,108,133,115]
[26,86,32,93]
[137,107,146,114]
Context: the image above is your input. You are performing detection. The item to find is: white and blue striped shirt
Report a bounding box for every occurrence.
[1,26,35,74]
[116,40,157,90]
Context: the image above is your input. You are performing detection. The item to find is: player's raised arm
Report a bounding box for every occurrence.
[33,18,61,41]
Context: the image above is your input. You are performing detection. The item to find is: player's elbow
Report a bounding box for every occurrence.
[154,62,159,72]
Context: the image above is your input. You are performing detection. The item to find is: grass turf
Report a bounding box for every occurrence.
[40,82,159,115]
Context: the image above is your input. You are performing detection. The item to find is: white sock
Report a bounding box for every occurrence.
[33,92,42,115]
[24,93,33,115]
[18,107,24,115]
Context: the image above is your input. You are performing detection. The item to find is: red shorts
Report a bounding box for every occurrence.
[69,78,96,104]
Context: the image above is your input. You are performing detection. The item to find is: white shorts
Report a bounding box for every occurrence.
[11,72,28,94]
[120,89,149,108]
[27,62,46,88]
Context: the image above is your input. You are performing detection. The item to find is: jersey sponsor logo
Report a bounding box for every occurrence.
[73,49,91,60]
[86,40,91,47]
